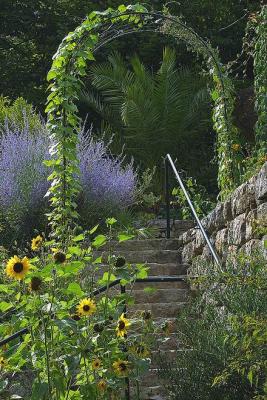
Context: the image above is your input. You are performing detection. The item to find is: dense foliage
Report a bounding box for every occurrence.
[0,0,260,108]
[81,48,213,188]
[159,252,267,400]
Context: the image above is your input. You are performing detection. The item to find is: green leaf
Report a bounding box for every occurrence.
[63,261,85,275]
[118,233,135,242]
[90,224,99,234]
[247,370,253,386]
[136,267,148,279]
[65,282,84,296]
[73,233,85,242]
[67,246,82,256]
[31,381,49,400]
[106,217,117,225]
[0,302,13,312]
[0,284,11,294]
[92,234,107,248]
[47,70,57,81]
[98,272,117,285]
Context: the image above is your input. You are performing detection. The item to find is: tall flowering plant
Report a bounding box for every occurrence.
[0,123,137,244]
[0,220,157,399]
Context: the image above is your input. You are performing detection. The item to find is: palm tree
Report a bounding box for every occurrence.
[81,48,211,174]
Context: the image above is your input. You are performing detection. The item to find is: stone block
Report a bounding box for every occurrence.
[179,228,196,245]
[215,228,228,255]
[194,229,205,253]
[257,202,267,220]
[223,199,233,223]
[228,213,247,246]
[255,162,267,203]
[239,239,261,255]
[245,209,257,241]
[231,176,256,217]
[201,202,225,234]
[181,241,196,263]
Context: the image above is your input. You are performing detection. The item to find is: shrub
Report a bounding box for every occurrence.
[0,96,42,134]
[158,252,267,400]
[0,123,50,245]
[0,122,138,245]
[78,129,137,228]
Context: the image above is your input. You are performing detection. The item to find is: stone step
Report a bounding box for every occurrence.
[94,263,189,277]
[129,302,186,318]
[147,219,195,238]
[130,288,189,304]
[130,383,167,400]
[131,278,188,289]
[145,262,188,275]
[101,238,182,251]
[94,250,181,264]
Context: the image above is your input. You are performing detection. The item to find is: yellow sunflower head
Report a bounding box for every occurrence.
[0,356,7,370]
[97,379,107,392]
[130,342,150,358]
[231,143,241,151]
[5,256,30,280]
[116,313,130,338]
[77,298,96,317]
[31,235,43,251]
[113,359,130,377]
[92,358,101,370]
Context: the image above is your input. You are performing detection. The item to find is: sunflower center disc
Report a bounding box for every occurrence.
[13,263,23,273]
[83,305,90,311]
[119,321,125,330]
[119,363,127,371]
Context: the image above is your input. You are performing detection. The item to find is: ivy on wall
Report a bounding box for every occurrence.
[254,5,267,160]
[45,3,241,241]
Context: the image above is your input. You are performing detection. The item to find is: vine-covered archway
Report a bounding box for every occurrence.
[45,3,241,241]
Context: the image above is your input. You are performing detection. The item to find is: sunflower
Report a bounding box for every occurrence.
[5,256,30,280]
[0,356,7,370]
[130,342,150,358]
[31,235,43,251]
[97,379,107,392]
[29,276,42,292]
[116,313,130,338]
[92,358,101,370]
[113,359,130,377]
[77,298,96,317]
[231,143,241,151]
[142,310,152,321]
[53,251,66,264]
[115,256,126,268]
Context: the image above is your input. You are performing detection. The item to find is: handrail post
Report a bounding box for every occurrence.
[166,154,222,269]
[120,284,130,400]
[165,157,171,239]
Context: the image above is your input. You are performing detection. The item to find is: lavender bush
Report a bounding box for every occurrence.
[0,121,137,244]
[0,123,50,244]
[78,130,137,226]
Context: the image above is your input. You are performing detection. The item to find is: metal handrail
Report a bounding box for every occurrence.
[165,154,222,268]
[0,275,188,347]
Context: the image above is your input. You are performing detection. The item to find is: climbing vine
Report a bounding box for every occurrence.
[254,5,267,160]
[46,3,240,240]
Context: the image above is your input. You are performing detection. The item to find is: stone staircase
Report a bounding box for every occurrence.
[100,220,194,399]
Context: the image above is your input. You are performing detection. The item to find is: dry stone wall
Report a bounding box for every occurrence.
[179,162,267,265]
